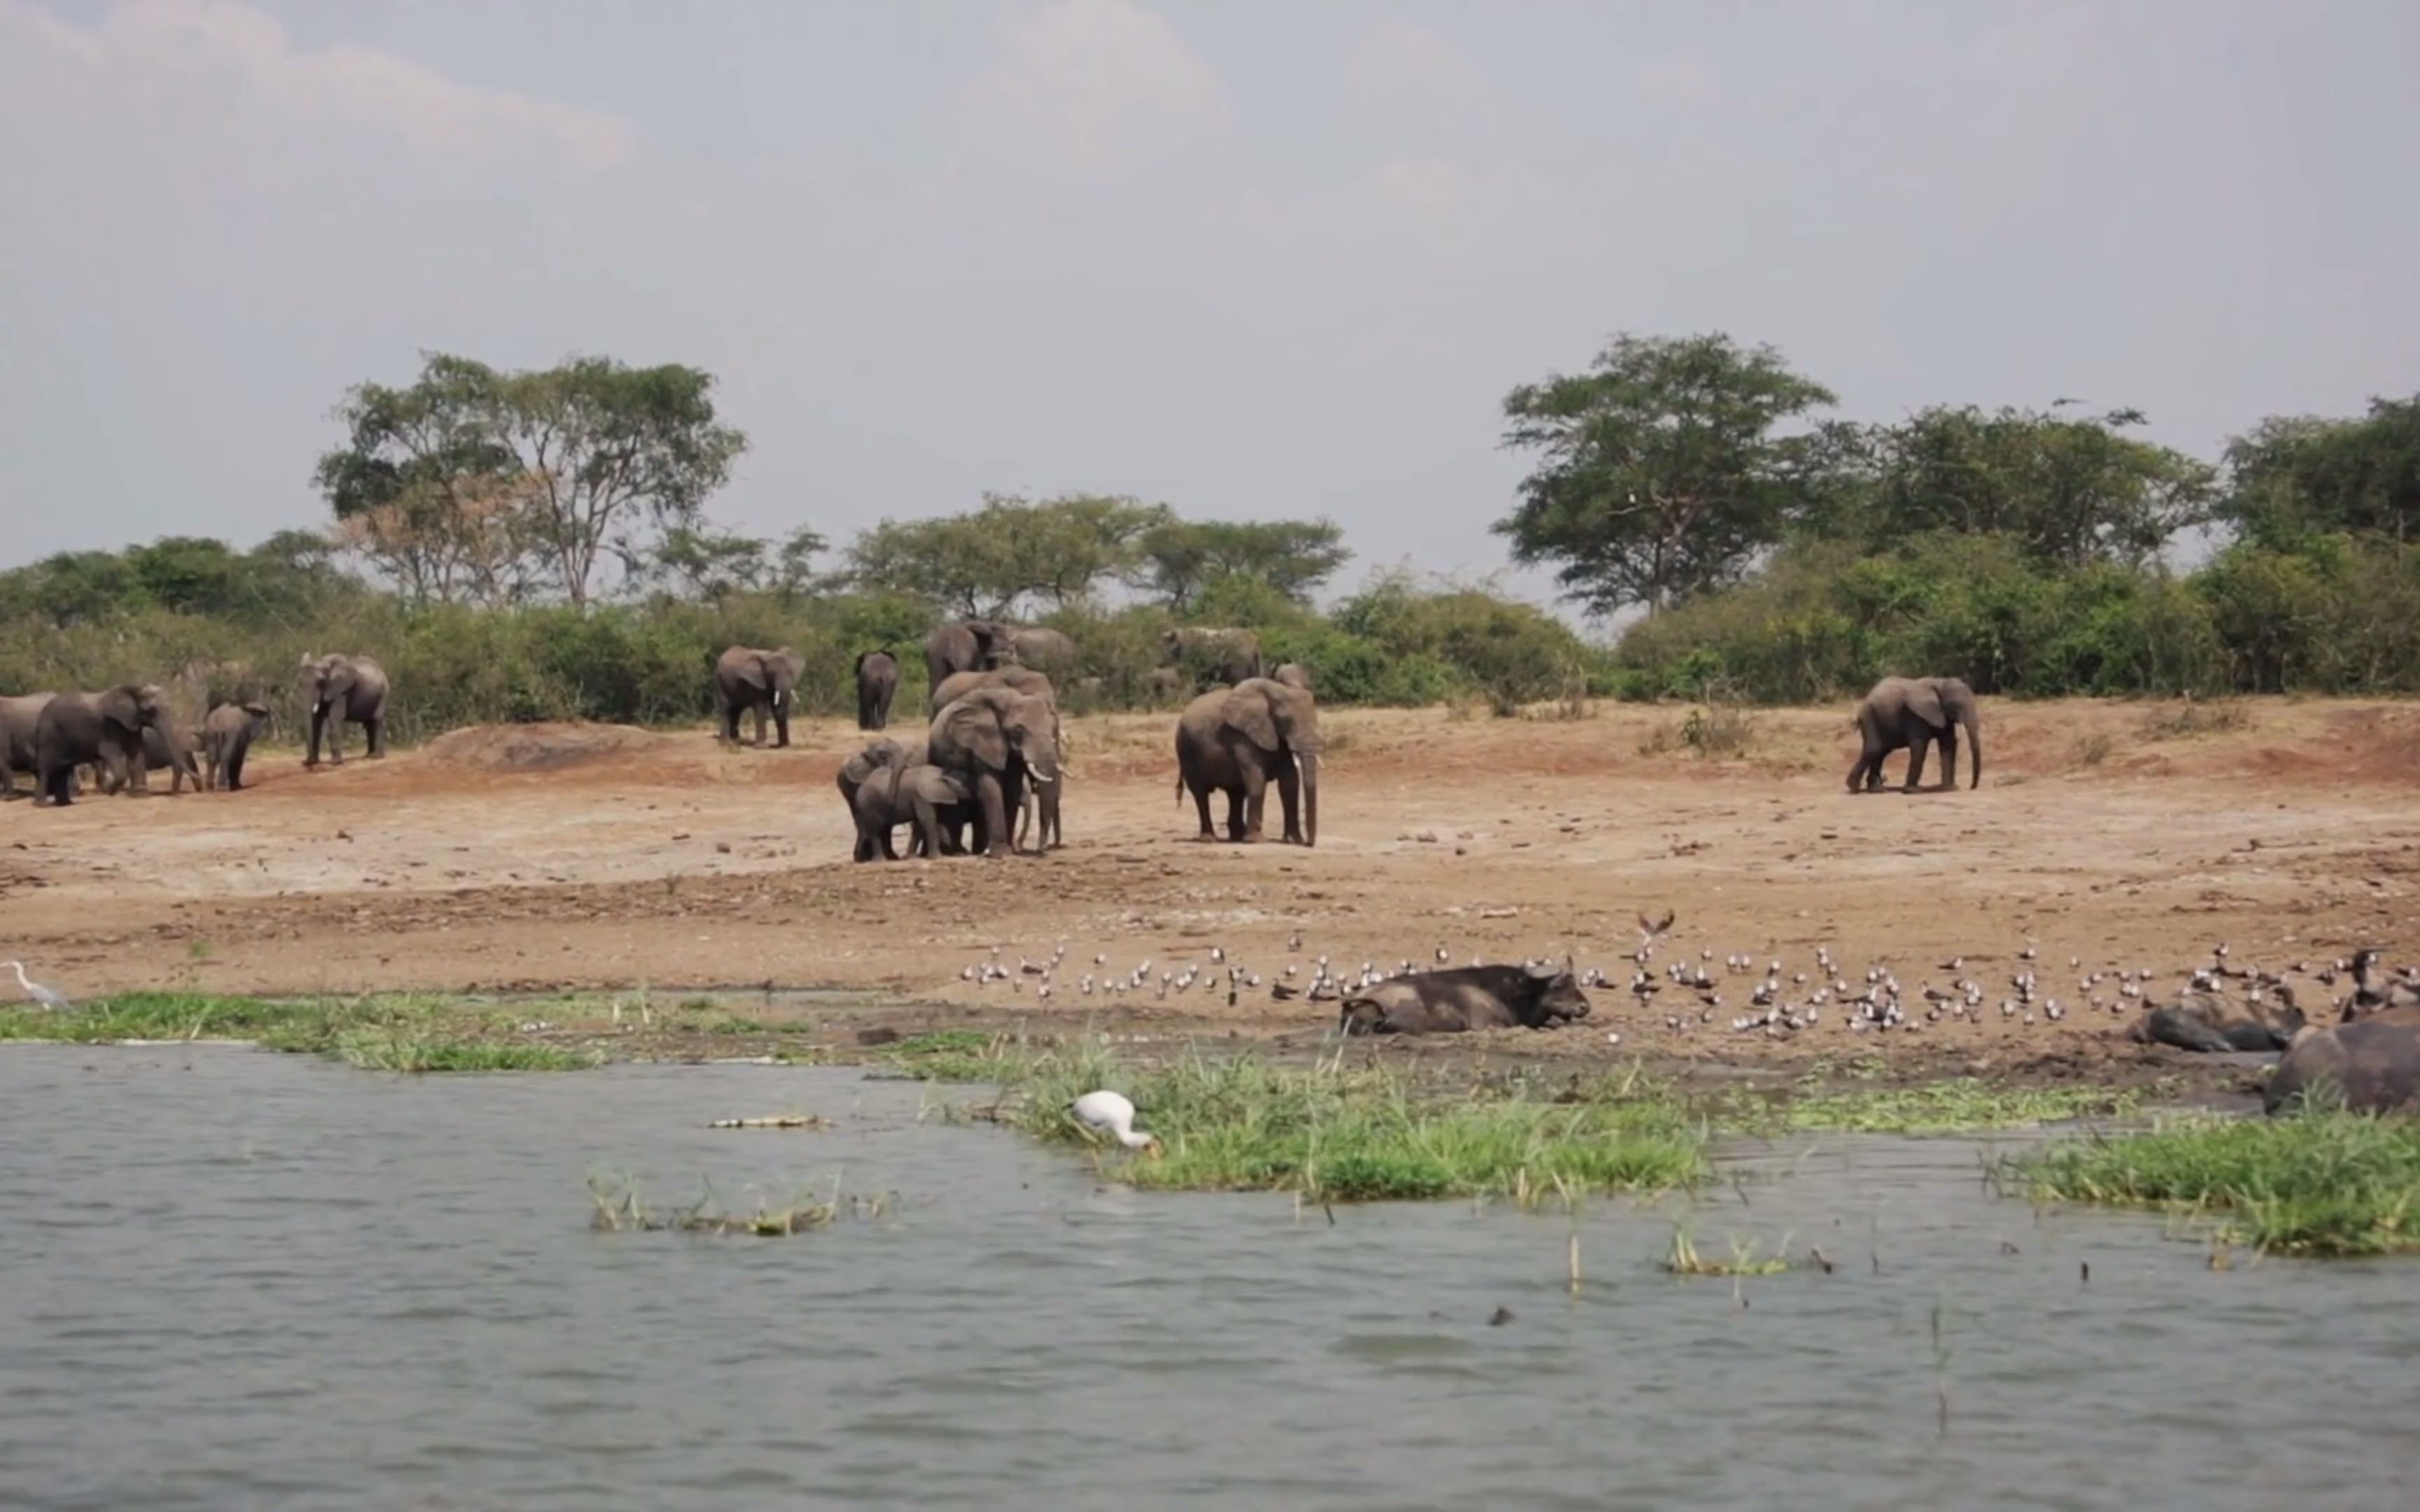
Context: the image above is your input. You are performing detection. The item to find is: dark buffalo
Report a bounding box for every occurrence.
[1338,962,1590,1037]
[2264,1018,2420,1116]
[2134,988,2306,1054]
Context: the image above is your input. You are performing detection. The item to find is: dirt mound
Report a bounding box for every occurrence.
[419,722,667,773]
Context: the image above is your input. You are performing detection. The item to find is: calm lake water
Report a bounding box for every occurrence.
[4,1046,2414,1511]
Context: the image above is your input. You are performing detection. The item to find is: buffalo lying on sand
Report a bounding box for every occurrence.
[2134,988,2307,1054]
[1338,962,1590,1037]
[2265,1017,2420,1116]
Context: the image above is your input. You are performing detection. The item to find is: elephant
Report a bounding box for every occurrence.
[1174,677,1320,846]
[924,620,1011,696]
[1160,626,1265,692]
[933,667,1066,851]
[854,650,900,732]
[839,737,922,859]
[1272,662,1314,692]
[103,722,204,795]
[931,665,1057,713]
[34,684,169,806]
[298,653,390,766]
[1001,625,1078,671]
[714,645,804,748]
[202,700,273,792]
[1,692,55,799]
[1847,675,1981,792]
[929,685,1060,858]
[852,762,975,861]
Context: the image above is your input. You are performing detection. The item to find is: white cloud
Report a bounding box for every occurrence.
[0,1,634,173]
[952,0,1232,185]
[1342,17,1495,119]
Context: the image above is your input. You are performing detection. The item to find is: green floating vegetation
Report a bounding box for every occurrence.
[950,1044,1713,1203]
[2012,1108,2420,1258]
[0,992,601,1074]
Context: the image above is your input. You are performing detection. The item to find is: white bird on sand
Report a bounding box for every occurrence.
[3,961,71,1011]
[1069,1089,1161,1156]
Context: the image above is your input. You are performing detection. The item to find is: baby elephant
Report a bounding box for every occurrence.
[1338,962,1592,1036]
[852,763,974,861]
[101,723,204,795]
[202,701,272,791]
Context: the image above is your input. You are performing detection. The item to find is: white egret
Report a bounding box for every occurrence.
[1069,1089,1161,1156]
[2,961,72,1011]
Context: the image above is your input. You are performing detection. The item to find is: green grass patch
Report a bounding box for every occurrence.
[872,1029,1022,1082]
[2010,1107,2420,1257]
[0,992,601,1074]
[956,1044,1710,1203]
[0,991,340,1044]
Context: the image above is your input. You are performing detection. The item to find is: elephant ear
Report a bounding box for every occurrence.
[1903,680,1949,728]
[940,699,1009,771]
[1222,687,1282,751]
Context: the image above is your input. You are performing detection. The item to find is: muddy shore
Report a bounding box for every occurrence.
[7,695,2419,1091]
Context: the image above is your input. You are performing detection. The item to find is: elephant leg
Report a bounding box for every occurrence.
[1274,758,1302,845]
[366,717,385,759]
[1900,726,1928,790]
[722,702,742,743]
[912,795,947,859]
[977,774,1009,858]
[1238,763,1268,842]
[774,706,791,749]
[1933,727,1959,790]
[325,716,346,765]
[1044,780,1063,850]
[1223,788,1247,843]
[306,708,326,766]
[1190,779,1217,841]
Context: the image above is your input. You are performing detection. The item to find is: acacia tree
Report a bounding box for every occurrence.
[1842,403,2215,565]
[315,352,748,606]
[1494,332,1838,617]
[1131,517,1351,612]
[846,493,1170,617]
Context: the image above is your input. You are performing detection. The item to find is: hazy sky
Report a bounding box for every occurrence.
[4,0,2415,612]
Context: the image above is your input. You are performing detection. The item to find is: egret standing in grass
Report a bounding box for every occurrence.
[2,960,72,1011]
[1070,1089,1161,1158]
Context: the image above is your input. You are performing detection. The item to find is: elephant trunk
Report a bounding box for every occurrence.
[1962,704,1982,790]
[1297,750,1319,847]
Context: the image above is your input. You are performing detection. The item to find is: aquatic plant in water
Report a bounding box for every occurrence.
[2011,1105,2420,1257]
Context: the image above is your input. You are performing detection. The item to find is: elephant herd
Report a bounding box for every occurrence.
[812,619,1321,862]
[1,653,388,807]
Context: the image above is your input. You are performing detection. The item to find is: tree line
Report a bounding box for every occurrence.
[1,340,2414,736]
[1496,332,2419,701]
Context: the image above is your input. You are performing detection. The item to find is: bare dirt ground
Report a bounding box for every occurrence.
[7,695,2420,1088]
